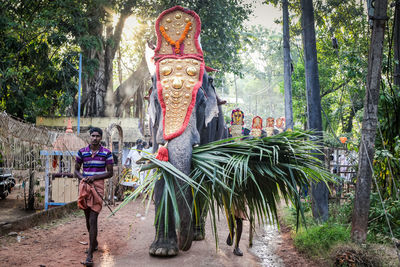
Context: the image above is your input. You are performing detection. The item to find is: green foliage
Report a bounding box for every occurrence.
[282,196,315,229]
[329,195,354,225]
[1,0,254,120]
[0,0,85,121]
[267,0,369,136]
[327,192,400,243]
[374,86,400,198]
[282,190,400,262]
[367,193,400,243]
[221,25,287,122]
[294,223,350,257]
[114,131,334,246]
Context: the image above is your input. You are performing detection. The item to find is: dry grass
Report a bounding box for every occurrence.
[330,242,399,267]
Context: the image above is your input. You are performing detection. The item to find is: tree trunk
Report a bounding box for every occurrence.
[283,0,294,130]
[301,0,328,222]
[234,75,238,105]
[118,48,123,85]
[113,55,150,119]
[104,19,115,117]
[351,0,388,244]
[394,0,400,87]
[79,7,129,117]
[82,47,107,117]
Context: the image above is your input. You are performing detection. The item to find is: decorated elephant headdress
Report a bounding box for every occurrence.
[153,6,206,160]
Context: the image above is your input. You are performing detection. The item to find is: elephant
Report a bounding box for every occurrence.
[147,72,227,257]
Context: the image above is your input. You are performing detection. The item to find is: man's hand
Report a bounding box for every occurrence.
[84,176,95,183]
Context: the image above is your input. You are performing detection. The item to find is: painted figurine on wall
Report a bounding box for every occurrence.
[229,108,244,139]
[275,117,285,134]
[250,116,263,138]
[265,117,275,136]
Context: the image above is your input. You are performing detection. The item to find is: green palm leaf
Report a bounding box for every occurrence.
[113,130,334,244]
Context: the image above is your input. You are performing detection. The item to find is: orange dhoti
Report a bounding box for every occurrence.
[78,180,104,213]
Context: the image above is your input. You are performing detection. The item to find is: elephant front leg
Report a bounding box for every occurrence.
[149,178,179,257]
[176,181,194,250]
[192,193,208,241]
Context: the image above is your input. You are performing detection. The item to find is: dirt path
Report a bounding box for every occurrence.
[0,185,35,223]
[0,197,317,266]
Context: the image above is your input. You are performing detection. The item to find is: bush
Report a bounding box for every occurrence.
[293,223,350,258]
[280,192,399,265]
[328,192,400,243]
[367,192,400,243]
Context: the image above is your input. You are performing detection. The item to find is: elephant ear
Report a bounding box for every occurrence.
[149,75,159,129]
[202,75,219,127]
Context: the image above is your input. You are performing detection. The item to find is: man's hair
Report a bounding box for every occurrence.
[89,127,103,137]
[136,139,143,144]
[136,144,144,151]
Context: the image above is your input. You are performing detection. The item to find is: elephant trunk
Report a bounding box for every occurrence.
[167,132,195,251]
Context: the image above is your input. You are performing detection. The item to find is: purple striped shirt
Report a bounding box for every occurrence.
[76,145,113,177]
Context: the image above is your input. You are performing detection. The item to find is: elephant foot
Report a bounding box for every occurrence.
[193,231,205,241]
[149,239,178,257]
[193,226,205,241]
[178,226,193,251]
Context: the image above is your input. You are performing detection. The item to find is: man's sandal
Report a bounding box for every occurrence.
[233,247,243,256]
[81,256,93,266]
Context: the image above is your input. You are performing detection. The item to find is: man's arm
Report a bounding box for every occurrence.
[74,162,84,180]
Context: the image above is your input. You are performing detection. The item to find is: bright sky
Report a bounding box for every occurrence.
[246,1,282,31]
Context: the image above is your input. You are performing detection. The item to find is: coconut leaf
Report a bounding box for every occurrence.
[114,130,334,245]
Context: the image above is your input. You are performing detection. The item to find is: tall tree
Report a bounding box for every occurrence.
[301,0,328,222]
[80,1,138,117]
[394,0,400,87]
[0,0,81,122]
[351,0,388,243]
[282,0,294,130]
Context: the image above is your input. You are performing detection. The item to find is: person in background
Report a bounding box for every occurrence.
[142,141,153,154]
[135,143,145,184]
[124,141,137,168]
[125,141,142,184]
[226,209,245,256]
[75,127,113,266]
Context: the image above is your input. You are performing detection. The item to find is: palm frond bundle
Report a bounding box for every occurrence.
[112,130,333,239]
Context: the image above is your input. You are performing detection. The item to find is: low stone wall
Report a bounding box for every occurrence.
[0,201,79,236]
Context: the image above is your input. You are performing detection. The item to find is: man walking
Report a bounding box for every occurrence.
[75,127,113,266]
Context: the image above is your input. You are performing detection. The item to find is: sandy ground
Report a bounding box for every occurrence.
[0,185,36,223]
[0,193,318,267]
